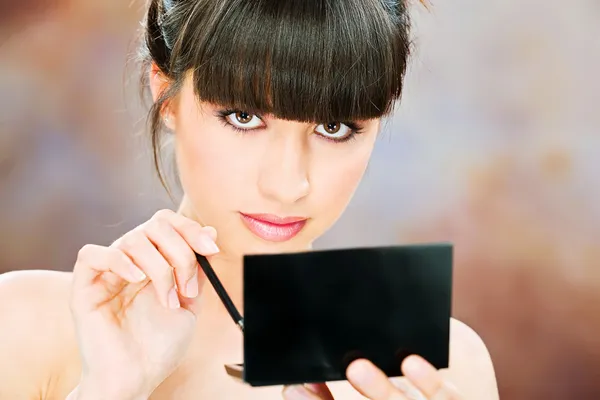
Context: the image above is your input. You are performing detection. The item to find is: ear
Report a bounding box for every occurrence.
[149,62,175,129]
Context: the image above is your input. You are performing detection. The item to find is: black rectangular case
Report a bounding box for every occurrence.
[228,243,453,387]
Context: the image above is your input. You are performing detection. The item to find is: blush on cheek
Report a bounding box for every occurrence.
[174,105,236,186]
[313,155,371,228]
[335,163,369,202]
[176,141,231,202]
[173,108,257,227]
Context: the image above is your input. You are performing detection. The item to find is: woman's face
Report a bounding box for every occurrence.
[155,72,380,257]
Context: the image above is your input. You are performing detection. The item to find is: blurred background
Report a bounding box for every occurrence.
[1,0,599,398]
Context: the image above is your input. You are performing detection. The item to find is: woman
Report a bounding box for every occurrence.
[0,0,499,399]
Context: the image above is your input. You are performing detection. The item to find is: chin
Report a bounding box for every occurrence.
[251,241,311,256]
[231,234,312,257]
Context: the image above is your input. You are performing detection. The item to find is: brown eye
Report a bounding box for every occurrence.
[224,111,264,130]
[236,112,252,124]
[315,121,354,142]
[324,122,340,134]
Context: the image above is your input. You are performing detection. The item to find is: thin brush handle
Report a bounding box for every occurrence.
[195,252,244,332]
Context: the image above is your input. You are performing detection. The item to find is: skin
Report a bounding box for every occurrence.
[0,67,500,400]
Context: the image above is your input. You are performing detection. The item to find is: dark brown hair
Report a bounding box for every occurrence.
[139,0,414,190]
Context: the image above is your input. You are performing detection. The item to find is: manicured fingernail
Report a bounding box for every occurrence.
[129,264,146,282]
[391,378,410,392]
[283,385,313,400]
[185,271,199,298]
[347,360,376,387]
[168,286,180,309]
[405,388,427,400]
[200,235,220,254]
[391,379,426,400]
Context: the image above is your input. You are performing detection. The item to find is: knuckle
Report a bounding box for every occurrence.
[176,213,201,230]
[75,245,127,274]
[182,219,204,237]
[74,244,106,272]
[179,253,198,275]
[117,231,145,252]
[144,217,169,236]
[153,208,175,221]
[187,255,199,272]
[106,247,130,266]
[76,244,97,261]
[158,267,175,285]
[170,251,195,273]
[147,209,176,232]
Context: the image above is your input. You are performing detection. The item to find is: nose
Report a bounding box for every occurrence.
[257,133,310,205]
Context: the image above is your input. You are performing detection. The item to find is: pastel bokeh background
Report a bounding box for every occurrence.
[1,1,599,399]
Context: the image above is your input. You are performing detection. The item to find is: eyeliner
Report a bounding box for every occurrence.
[195,252,245,332]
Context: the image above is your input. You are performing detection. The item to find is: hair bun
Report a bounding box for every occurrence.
[145,0,172,73]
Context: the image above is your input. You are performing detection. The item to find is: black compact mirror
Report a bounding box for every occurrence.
[222,243,453,387]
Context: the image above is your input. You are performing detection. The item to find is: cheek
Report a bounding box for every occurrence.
[176,135,231,187]
[173,112,251,215]
[310,143,373,216]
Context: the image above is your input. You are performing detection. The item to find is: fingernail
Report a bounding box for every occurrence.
[347,360,375,387]
[391,378,410,392]
[283,385,313,400]
[129,264,146,282]
[200,235,220,254]
[185,271,199,298]
[405,388,427,400]
[391,379,426,400]
[168,286,180,309]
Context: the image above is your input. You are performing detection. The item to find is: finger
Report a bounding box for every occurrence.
[346,359,406,400]
[144,215,200,298]
[401,356,461,400]
[115,231,179,309]
[282,385,326,400]
[161,210,219,255]
[73,245,146,288]
[72,245,146,311]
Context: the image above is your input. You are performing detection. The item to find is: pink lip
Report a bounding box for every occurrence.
[240,213,307,242]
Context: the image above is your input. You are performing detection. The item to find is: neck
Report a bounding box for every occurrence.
[198,252,244,317]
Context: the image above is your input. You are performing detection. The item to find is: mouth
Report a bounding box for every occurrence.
[239,213,308,242]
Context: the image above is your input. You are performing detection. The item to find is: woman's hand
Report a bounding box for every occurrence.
[282,355,461,400]
[69,209,219,400]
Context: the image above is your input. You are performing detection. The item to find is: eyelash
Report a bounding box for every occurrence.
[215,109,364,143]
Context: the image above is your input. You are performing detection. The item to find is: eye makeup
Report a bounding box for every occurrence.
[214,108,365,143]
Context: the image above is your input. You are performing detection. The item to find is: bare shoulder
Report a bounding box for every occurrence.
[444,318,499,399]
[0,270,80,400]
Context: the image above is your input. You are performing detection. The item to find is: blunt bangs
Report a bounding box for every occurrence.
[171,0,411,122]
